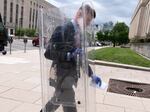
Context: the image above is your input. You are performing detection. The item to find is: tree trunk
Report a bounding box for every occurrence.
[113,41,116,47]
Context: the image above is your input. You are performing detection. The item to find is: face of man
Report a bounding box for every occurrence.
[85,13,93,26]
[76,9,94,30]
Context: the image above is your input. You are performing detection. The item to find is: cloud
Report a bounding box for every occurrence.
[46,0,139,25]
[93,0,139,25]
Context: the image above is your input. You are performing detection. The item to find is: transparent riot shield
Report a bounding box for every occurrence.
[81,2,96,112]
[39,2,96,112]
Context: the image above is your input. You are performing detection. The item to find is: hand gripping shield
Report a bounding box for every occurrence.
[39,2,96,112]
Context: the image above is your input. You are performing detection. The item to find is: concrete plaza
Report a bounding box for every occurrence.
[0,50,150,112]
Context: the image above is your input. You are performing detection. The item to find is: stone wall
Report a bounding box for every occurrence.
[131,43,150,58]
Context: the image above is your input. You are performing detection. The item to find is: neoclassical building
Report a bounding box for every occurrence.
[129,0,150,58]
[0,0,60,36]
[129,0,150,40]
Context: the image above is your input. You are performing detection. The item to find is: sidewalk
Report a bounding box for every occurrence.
[0,50,150,112]
[0,50,41,112]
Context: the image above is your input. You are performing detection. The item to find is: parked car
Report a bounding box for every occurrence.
[32,37,39,46]
[96,41,102,46]
[32,37,47,47]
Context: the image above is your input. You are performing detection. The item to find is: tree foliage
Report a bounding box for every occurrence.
[96,22,129,47]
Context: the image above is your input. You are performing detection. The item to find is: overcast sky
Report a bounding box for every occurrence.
[46,0,139,26]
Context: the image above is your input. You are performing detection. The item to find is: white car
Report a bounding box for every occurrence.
[96,41,101,46]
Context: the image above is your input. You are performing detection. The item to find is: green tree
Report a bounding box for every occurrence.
[96,22,129,47]
[111,22,129,47]
[96,21,113,44]
[96,31,104,41]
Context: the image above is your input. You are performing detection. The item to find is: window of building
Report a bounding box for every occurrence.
[20,6,24,27]
[32,9,35,28]
[29,8,32,28]
[10,29,13,35]
[30,1,32,5]
[15,4,19,27]
[3,0,7,25]
[35,9,38,29]
[10,2,13,23]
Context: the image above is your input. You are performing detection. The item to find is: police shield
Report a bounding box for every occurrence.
[39,2,96,112]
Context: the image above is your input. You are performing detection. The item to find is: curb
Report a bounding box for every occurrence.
[89,60,150,72]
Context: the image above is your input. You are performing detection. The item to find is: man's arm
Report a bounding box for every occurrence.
[88,65,93,77]
[88,64,105,88]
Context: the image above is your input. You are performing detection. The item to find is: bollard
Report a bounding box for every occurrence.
[23,37,28,53]
[8,36,13,54]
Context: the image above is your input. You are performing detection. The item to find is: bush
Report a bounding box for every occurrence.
[15,28,36,37]
[25,29,36,37]
[15,28,25,36]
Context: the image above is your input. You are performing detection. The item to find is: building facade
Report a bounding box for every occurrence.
[129,0,150,39]
[0,0,60,36]
[129,0,150,58]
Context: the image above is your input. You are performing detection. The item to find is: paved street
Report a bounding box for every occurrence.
[0,50,150,112]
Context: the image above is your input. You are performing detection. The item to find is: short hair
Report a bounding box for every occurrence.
[79,4,96,18]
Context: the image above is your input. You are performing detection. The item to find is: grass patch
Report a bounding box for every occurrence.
[89,47,150,67]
